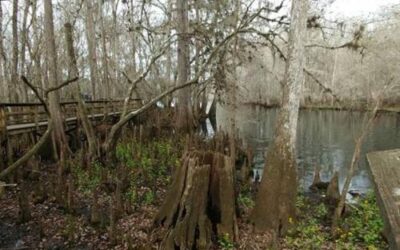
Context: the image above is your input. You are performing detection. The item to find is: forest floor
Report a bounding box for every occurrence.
[0,132,389,249]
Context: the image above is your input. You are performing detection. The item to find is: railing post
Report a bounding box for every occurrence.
[0,104,8,171]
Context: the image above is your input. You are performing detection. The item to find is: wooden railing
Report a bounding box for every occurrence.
[0,99,142,134]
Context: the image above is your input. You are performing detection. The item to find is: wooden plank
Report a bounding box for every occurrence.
[367,149,400,250]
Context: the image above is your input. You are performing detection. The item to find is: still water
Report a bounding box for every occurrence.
[216,105,400,194]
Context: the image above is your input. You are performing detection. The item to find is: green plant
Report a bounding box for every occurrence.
[315,203,328,218]
[284,192,387,249]
[143,190,155,205]
[285,217,327,249]
[238,193,254,208]
[72,161,102,194]
[116,137,182,207]
[218,233,234,249]
[339,192,386,249]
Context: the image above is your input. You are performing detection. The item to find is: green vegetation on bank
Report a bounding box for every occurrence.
[283,193,387,249]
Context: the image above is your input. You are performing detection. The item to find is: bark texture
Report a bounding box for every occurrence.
[252,0,309,235]
[176,0,192,131]
[0,2,7,101]
[44,0,69,159]
[11,0,19,102]
[85,0,98,100]
[155,150,237,249]
[64,22,98,159]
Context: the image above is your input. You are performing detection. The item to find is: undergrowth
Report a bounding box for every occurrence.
[70,136,182,207]
[283,192,387,249]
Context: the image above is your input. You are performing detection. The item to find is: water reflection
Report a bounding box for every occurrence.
[217,105,400,193]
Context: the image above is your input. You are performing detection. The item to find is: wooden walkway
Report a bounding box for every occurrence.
[367,149,400,250]
[0,100,141,136]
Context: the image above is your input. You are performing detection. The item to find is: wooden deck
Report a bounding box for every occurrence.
[367,149,400,250]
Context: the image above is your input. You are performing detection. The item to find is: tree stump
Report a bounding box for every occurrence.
[18,181,31,223]
[326,171,340,204]
[154,150,237,249]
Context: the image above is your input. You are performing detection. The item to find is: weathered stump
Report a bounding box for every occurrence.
[154,150,237,249]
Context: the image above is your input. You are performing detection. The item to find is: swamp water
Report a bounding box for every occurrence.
[215,105,400,195]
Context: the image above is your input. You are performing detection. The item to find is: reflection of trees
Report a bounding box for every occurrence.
[217,106,400,192]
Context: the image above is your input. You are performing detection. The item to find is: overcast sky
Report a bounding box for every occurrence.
[327,0,399,17]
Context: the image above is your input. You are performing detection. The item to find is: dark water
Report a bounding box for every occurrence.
[216,105,400,194]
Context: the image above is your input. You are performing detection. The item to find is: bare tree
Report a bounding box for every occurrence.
[20,0,30,102]
[252,0,309,236]
[11,0,19,102]
[98,1,111,100]
[44,0,69,161]
[175,0,192,131]
[64,22,98,159]
[85,0,99,100]
[0,1,8,101]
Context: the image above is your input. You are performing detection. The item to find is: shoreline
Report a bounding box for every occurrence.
[243,102,400,114]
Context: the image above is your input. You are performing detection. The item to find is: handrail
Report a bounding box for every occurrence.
[0,99,142,129]
[0,99,142,107]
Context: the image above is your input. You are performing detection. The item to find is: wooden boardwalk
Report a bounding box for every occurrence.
[367,149,400,250]
[0,100,141,136]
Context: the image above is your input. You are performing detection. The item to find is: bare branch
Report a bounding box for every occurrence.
[304,68,340,102]
[247,28,341,102]
[121,37,175,117]
[0,122,53,180]
[103,22,248,153]
[20,76,49,114]
[45,76,79,96]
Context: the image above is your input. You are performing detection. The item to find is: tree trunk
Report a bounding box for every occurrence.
[19,0,30,102]
[176,0,192,131]
[0,2,8,101]
[31,0,43,98]
[155,150,237,249]
[11,0,19,102]
[252,0,308,236]
[44,0,69,160]
[128,0,137,76]
[85,0,98,100]
[165,0,173,106]
[98,1,110,100]
[64,22,98,159]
